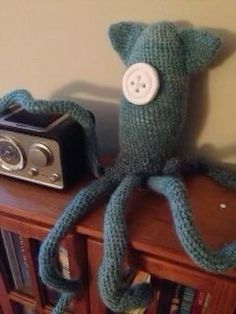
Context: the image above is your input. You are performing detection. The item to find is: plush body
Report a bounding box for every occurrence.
[1,21,236,314]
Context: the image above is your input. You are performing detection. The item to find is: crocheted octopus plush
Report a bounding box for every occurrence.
[1,21,236,314]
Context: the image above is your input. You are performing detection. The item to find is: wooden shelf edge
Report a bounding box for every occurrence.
[8,290,36,307]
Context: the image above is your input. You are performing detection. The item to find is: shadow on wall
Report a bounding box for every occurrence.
[177,24,236,166]
[50,81,121,156]
[50,26,236,165]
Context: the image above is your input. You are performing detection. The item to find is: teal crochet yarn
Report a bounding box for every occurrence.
[148,174,236,272]
[1,21,235,314]
[111,22,221,176]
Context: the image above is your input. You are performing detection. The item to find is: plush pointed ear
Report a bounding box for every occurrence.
[180,28,221,74]
[108,22,146,64]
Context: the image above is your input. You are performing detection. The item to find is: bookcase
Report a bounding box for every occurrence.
[0,172,235,314]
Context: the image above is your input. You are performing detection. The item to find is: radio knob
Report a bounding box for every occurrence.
[49,173,60,183]
[28,168,39,177]
[29,144,53,167]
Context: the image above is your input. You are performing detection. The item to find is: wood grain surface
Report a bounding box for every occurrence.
[0,173,235,278]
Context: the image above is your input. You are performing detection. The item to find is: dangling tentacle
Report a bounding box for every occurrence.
[148,175,236,272]
[204,163,236,190]
[98,176,152,312]
[39,174,116,314]
[163,157,236,190]
[52,293,74,314]
[0,89,101,177]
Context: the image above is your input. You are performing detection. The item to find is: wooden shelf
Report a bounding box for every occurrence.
[8,290,36,308]
[0,172,236,313]
[0,174,235,274]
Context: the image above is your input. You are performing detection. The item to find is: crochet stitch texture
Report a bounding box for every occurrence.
[0,21,235,314]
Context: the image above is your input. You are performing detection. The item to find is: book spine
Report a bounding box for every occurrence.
[145,277,161,314]
[191,291,206,314]
[201,293,211,314]
[122,271,151,314]
[1,230,24,289]
[59,246,70,279]
[17,235,31,288]
[179,286,196,314]
[169,283,184,314]
[145,289,160,314]
[156,280,177,314]
[22,305,35,314]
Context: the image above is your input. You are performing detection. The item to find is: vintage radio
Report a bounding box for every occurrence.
[0,105,89,189]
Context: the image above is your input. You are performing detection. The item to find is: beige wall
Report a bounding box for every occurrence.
[0,0,236,164]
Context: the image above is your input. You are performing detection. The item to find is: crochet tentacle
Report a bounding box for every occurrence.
[39,176,114,289]
[205,164,236,190]
[0,89,101,177]
[163,157,236,190]
[52,293,74,314]
[0,89,32,111]
[39,175,116,313]
[148,175,236,272]
[98,176,152,312]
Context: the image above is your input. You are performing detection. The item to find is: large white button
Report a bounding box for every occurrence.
[122,63,160,105]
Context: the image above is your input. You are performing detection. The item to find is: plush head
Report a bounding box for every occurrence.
[109,22,221,176]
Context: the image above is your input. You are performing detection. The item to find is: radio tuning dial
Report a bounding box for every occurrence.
[29,144,53,167]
